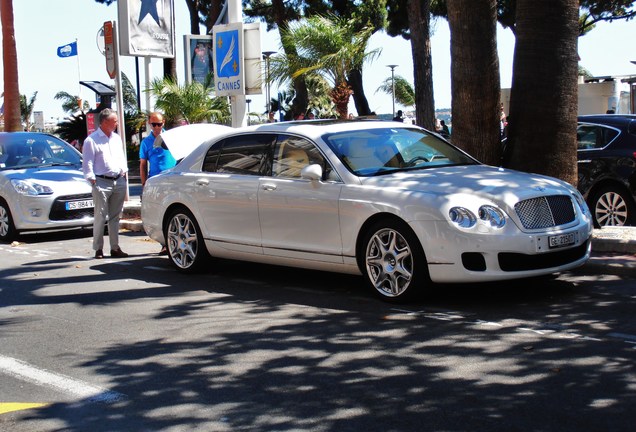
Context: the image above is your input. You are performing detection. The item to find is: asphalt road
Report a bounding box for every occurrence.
[1,229,635,431]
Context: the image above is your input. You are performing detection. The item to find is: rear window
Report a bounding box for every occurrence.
[577,124,619,150]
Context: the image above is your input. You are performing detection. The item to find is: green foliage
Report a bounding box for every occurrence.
[376,75,415,107]
[54,91,90,114]
[148,76,230,125]
[55,113,87,144]
[19,92,37,131]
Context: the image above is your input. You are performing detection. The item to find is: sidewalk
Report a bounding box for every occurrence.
[120,199,636,274]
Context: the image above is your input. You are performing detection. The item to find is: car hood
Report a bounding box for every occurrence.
[360,164,577,203]
[159,123,233,160]
[2,165,91,191]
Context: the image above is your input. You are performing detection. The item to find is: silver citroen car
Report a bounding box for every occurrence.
[141,120,593,301]
[0,132,93,242]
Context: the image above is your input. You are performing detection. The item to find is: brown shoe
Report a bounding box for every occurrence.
[110,248,129,258]
[94,249,104,259]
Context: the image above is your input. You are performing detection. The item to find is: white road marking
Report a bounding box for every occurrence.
[0,355,126,404]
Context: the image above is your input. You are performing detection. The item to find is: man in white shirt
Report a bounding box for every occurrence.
[82,108,129,259]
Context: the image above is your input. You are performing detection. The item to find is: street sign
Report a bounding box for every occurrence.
[213,22,245,97]
[104,21,116,79]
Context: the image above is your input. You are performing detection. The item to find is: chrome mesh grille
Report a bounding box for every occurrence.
[514,195,575,229]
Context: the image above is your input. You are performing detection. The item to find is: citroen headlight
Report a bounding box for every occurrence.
[478,205,506,228]
[449,207,477,228]
[11,179,53,196]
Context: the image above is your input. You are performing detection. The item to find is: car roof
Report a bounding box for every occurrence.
[241,119,419,140]
[578,114,636,127]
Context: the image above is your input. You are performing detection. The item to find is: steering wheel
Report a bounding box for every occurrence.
[406,156,429,166]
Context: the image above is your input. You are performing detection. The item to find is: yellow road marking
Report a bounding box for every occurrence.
[0,403,49,415]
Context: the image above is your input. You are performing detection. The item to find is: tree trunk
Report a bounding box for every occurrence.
[185,0,200,34]
[505,0,579,185]
[272,0,308,118]
[447,0,501,166]
[348,68,372,116]
[1,0,22,131]
[407,0,435,131]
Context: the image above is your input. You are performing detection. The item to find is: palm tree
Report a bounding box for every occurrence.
[55,113,88,144]
[19,92,37,131]
[376,75,416,108]
[148,76,230,125]
[1,0,21,131]
[55,91,90,114]
[274,14,380,119]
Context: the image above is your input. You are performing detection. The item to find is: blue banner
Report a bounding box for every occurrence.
[57,41,78,58]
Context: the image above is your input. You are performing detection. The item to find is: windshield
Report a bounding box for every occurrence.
[323,127,477,176]
[0,134,82,170]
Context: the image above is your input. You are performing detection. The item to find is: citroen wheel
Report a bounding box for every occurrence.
[0,198,16,243]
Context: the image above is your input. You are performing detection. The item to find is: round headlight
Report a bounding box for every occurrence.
[478,205,506,228]
[449,207,477,228]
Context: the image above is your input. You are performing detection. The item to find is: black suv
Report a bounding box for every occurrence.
[577,114,636,227]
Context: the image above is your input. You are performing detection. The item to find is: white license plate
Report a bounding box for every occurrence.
[66,199,94,210]
[548,232,576,249]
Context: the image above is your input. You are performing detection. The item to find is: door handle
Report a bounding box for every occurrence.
[195,179,210,186]
[261,183,277,191]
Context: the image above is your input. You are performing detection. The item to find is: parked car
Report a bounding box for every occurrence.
[577,114,636,227]
[142,120,592,301]
[0,132,94,241]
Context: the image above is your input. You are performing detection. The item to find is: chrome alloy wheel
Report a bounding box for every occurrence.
[595,191,629,226]
[365,227,414,298]
[166,212,200,270]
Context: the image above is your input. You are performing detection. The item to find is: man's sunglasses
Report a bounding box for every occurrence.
[151,122,163,127]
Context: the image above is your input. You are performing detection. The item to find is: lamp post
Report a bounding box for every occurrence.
[262,51,276,115]
[387,65,398,118]
[246,99,252,125]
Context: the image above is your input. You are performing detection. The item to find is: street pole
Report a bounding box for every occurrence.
[387,65,398,118]
[262,51,276,115]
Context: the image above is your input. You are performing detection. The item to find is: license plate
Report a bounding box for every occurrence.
[548,232,576,249]
[66,199,94,210]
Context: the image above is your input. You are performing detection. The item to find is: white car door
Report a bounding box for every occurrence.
[196,134,274,254]
[258,135,344,263]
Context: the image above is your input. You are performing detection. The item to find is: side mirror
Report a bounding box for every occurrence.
[301,163,323,181]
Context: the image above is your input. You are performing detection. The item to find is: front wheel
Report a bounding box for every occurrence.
[0,198,17,243]
[163,207,210,273]
[361,219,428,302]
[591,186,635,227]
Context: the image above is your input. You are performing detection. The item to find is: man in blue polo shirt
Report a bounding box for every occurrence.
[139,112,176,255]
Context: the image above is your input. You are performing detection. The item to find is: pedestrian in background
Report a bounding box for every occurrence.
[393,110,404,122]
[82,108,129,259]
[139,112,176,255]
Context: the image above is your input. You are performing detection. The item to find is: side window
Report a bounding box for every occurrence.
[600,126,619,146]
[215,134,275,175]
[577,125,597,150]
[202,140,222,172]
[273,134,336,180]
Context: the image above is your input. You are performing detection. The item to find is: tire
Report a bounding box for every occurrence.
[361,219,428,302]
[163,207,210,273]
[590,185,635,227]
[0,198,17,243]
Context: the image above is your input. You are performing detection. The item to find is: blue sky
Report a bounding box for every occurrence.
[1,0,635,122]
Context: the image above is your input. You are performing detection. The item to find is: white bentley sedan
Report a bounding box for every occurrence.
[142,120,592,301]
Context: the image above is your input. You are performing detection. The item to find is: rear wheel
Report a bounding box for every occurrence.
[0,198,16,243]
[361,219,428,302]
[163,207,210,273]
[591,186,635,227]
